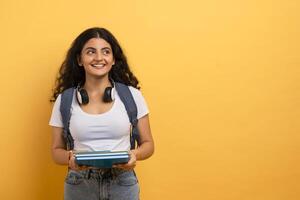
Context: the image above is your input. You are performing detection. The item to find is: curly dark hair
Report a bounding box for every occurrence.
[50,27,140,102]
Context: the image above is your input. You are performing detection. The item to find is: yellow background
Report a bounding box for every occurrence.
[0,0,299,199]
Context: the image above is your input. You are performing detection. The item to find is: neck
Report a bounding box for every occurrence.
[83,76,112,94]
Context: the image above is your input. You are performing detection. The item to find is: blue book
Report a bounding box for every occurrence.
[75,151,130,168]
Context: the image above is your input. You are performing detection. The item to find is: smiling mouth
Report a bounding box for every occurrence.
[91,64,105,68]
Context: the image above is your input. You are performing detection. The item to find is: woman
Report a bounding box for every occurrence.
[49,27,154,200]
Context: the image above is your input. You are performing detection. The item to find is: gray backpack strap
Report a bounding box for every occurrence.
[115,82,140,149]
[60,87,75,150]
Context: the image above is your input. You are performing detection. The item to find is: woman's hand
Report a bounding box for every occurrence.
[113,150,137,170]
[68,151,90,171]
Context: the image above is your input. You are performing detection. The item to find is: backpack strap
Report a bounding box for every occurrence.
[60,87,75,150]
[115,82,141,149]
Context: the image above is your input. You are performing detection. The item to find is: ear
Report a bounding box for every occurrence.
[112,59,115,66]
[77,55,82,66]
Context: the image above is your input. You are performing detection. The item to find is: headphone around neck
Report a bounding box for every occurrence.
[76,80,115,105]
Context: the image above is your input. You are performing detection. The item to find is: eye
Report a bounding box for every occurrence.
[103,49,111,55]
[86,50,95,54]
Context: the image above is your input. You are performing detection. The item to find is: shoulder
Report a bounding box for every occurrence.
[128,86,141,94]
[115,83,143,98]
[127,86,149,118]
[127,86,144,99]
[59,87,76,103]
[52,87,75,108]
[53,93,62,105]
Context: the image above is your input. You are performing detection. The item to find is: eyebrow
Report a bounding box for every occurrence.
[83,47,112,51]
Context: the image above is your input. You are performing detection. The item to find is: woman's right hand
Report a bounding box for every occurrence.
[68,151,78,170]
[68,151,90,171]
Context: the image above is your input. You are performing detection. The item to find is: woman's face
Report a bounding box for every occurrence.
[78,37,115,79]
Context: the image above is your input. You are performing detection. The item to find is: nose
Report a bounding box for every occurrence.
[94,51,103,61]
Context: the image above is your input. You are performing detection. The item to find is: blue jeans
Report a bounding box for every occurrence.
[64,168,139,200]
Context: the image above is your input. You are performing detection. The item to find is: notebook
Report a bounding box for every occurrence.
[75,151,130,168]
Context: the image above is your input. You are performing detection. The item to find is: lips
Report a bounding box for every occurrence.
[91,64,105,68]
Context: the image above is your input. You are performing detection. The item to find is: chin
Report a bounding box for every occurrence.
[92,73,110,79]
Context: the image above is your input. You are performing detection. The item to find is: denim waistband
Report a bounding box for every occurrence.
[69,168,128,180]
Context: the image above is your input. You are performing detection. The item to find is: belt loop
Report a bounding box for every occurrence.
[86,169,91,179]
[111,168,116,180]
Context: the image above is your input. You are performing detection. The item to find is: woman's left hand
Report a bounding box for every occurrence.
[113,150,137,170]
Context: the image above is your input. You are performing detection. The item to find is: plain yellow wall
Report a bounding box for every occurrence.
[0,0,299,199]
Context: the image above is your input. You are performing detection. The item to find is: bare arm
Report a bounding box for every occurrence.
[51,126,69,165]
[132,114,155,161]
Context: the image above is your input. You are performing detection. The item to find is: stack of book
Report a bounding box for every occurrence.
[75,151,130,168]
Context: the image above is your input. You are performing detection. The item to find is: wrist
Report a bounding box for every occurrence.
[68,150,73,166]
